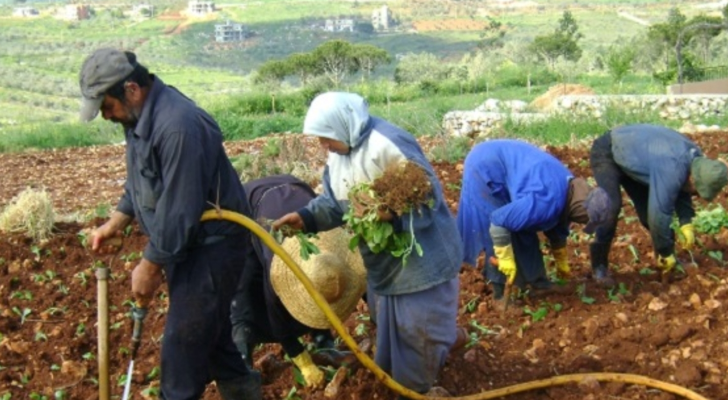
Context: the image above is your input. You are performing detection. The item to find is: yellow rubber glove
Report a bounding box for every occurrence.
[657,254,677,273]
[551,246,571,278]
[292,351,324,388]
[679,224,695,251]
[493,244,517,285]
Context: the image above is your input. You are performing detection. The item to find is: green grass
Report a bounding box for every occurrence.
[0,122,122,153]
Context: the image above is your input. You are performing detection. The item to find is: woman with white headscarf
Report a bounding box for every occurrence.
[273,92,463,397]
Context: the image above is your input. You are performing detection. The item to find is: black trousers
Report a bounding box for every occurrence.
[160,234,253,400]
[589,132,652,266]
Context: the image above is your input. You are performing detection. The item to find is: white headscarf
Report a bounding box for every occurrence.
[303,92,370,147]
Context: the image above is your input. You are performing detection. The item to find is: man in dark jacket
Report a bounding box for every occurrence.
[80,48,260,400]
[589,124,728,285]
[230,174,354,388]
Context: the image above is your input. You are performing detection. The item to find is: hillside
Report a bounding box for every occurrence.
[0,0,725,127]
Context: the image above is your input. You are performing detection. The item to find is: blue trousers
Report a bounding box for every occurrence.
[160,235,253,400]
[368,277,459,396]
[484,230,549,288]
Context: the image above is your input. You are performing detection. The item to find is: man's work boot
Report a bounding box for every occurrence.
[217,371,262,400]
[528,278,569,297]
[491,282,508,313]
[590,242,615,287]
[450,326,469,352]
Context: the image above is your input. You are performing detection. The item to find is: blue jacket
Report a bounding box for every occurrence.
[299,117,462,296]
[457,139,572,266]
[117,77,249,266]
[610,124,698,255]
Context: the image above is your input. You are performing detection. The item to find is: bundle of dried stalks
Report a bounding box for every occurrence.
[0,187,55,242]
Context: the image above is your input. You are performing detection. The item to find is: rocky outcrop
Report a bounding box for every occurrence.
[443,95,728,138]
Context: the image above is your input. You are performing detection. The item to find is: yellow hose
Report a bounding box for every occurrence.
[201,209,710,400]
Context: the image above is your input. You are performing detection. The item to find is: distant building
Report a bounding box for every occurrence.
[13,7,39,17]
[324,18,355,32]
[188,0,215,16]
[56,4,91,21]
[215,20,246,43]
[372,5,395,31]
[132,4,154,19]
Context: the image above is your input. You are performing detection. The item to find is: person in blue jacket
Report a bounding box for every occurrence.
[589,124,728,283]
[272,92,463,398]
[457,139,610,306]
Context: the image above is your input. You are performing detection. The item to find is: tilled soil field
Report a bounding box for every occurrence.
[1,132,727,400]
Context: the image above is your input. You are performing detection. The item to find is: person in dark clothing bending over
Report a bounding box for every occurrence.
[231,174,359,388]
[589,124,728,285]
[80,48,260,400]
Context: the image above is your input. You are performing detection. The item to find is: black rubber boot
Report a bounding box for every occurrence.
[492,282,505,299]
[231,324,255,369]
[217,371,262,400]
[313,330,337,350]
[590,242,615,287]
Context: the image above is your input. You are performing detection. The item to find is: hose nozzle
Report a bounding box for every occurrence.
[130,306,148,359]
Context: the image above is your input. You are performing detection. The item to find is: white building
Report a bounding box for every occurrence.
[324,18,355,32]
[215,20,245,43]
[56,4,91,21]
[132,4,154,19]
[13,7,39,17]
[372,5,394,31]
[188,0,215,16]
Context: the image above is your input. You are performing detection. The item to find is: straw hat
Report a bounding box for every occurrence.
[270,228,367,329]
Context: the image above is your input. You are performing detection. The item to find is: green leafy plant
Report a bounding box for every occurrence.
[343,185,423,266]
[147,366,161,380]
[576,283,595,304]
[464,297,479,313]
[628,244,640,263]
[523,305,548,322]
[692,205,728,234]
[271,226,320,261]
[12,307,32,324]
[639,267,656,275]
[141,387,160,397]
[34,331,47,342]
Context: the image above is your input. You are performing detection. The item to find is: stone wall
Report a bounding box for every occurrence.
[443,95,728,138]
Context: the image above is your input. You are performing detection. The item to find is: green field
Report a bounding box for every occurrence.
[0,0,726,135]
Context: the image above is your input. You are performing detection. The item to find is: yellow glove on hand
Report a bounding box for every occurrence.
[679,224,695,251]
[551,246,571,278]
[657,254,677,273]
[292,351,324,388]
[493,244,517,285]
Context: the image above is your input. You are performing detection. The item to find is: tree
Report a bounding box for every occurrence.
[529,11,583,70]
[477,17,505,51]
[684,14,724,63]
[393,52,451,85]
[647,7,687,70]
[350,44,391,79]
[287,53,320,86]
[311,40,359,87]
[604,43,635,87]
[254,59,291,86]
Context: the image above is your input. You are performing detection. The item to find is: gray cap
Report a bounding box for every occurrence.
[79,48,135,122]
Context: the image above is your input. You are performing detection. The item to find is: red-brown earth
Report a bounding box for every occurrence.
[1,132,728,400]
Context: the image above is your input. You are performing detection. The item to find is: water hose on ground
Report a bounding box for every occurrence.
[200,209,710,400]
